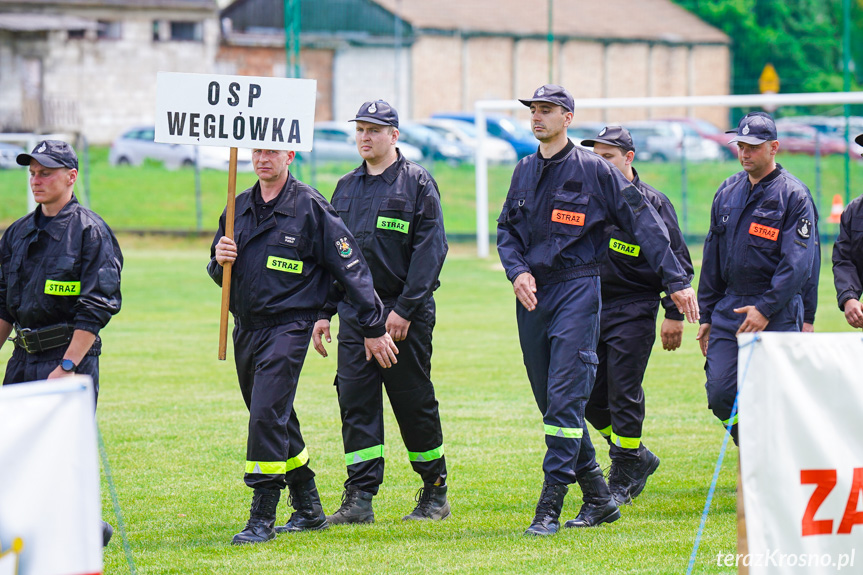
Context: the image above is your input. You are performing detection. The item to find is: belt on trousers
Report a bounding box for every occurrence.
[11,323,74,354]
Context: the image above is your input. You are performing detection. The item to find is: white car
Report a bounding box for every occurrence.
[625,120,724,163]
[301,122,424,164]
[109,126,253,171]
[416,119,517,164]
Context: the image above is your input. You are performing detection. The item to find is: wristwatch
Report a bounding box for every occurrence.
[60,359,77,373]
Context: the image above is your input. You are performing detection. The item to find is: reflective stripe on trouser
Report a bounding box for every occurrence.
[234,321,316,490]
[517,277,602,485]
[704,294,802,436]
[585,298,658,451]
[335,299,446,495]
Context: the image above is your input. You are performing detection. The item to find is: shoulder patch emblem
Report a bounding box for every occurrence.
[797,217,811,239]
[335,236,353,258]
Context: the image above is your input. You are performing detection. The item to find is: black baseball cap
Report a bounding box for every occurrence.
[855,133,863,149]
[17,139,78,170]
[581,125,636,153]
[726,112,777,145]
[519,84,574,113]
[350,100,399,128]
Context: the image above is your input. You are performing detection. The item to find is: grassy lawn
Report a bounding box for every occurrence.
[0,236,851,574]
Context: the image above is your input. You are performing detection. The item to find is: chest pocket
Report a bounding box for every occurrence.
[499,192,526,225]
[747,208,783,250]
[265,230,306,276]
[332,197,351,216]
[551,191,589,238]
[376,197,413,236]
[710,209,732,237]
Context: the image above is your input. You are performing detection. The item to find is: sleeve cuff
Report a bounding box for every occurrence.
[506,266,531,283]
[838,291,859,311]
[316,311,333,322]
[0,308,13,325]
[665,281,690,295]
[361,324,387,339]
[73,322,102,336]
[754,303,772,321]
[393,301,415,321]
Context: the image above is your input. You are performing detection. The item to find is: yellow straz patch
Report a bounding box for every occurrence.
[551,209,585,226]
[749,222,779,241]
[44,280,80,296]
[609,238,640,257]
[266,256,303,273]
[377,217,410,234]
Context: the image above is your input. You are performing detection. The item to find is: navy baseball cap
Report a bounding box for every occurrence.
[856,133,863,149]
[519,84,574,113]
[350,100,399,128]
[726,112,777,145]
[17,139,78,170]
[581,125,636,153]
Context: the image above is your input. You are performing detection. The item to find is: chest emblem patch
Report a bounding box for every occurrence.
[749,222,779,241]
[335,236,353,258]
[551,209,585,226]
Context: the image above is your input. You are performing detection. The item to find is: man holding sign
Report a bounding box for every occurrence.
[207,148,397,545]
[697,112,817,443]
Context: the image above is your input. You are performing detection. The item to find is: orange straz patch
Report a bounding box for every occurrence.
[749,222,779,241]
[552,209,585,226]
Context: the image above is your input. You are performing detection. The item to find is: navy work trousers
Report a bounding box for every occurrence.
[516,276,602,486]
[233,320,316,490]
[335,299,446,495]
[585,299,658,458]
[4,346,100,405]
[704,294,803,440]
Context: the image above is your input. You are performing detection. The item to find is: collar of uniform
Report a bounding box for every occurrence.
[272,173,298,217]
[631,167,641,188]
[37,195,78,241]
[355,149,404,184]
[751,165,782,189]
[538,140,575,163]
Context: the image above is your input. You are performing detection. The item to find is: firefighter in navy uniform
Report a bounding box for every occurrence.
[697,112,817,443]
[313,100,450,523]
[497,85,699,536]
[580,126,693,506]
[832,133,863,329]
[0,140,122,547]
[208,148,397,545]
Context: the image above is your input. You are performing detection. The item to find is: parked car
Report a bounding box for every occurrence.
[657,117,738,159]
[109,126,253,171]
[0,141,26,169]
[432,112,537,159]
[301,122,424,164]
[416,119,517,164]
[774,122,847,156]
[625,120,724,163]
[567,122,613,150]
[397,122,472,165]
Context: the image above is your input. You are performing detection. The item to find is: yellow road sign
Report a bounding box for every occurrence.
[759,63,780,94]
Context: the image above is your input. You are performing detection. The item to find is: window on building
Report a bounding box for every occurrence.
[169,21,203,42]
[67,29,87,40]
[97,20,122,40]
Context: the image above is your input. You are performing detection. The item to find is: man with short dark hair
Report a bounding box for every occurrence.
[497,85,699,536]
[315,100,450,524]
[697,112,817,443]
[208,147,397,545]
[0,140,123,547]
[832,133,863,329]
[581,126,693,506]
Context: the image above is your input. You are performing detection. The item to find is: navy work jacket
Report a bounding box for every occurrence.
[599,169,693,320]
[832,194,863,310]
[698,165,816,324]
[328,152,447,320]
[497,144,690,293]
[0,195,123,334]
[207,173,386,337]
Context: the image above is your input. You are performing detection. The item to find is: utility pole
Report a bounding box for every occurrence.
[284,0,301,78]
[843,0,851,203]
[547,0,554,83]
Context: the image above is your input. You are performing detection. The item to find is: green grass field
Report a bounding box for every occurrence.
[0,235,853,574]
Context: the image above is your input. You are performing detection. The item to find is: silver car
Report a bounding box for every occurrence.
[416,119,517,164]
[301,122,424,164]
[109,126,253,171]
[625,120,724,163]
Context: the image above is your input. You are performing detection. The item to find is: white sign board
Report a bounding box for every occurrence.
[739,333,863,574]
[0,377,102,575]
[155,72,316,151]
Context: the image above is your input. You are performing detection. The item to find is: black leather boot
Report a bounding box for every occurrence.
[327,485,375,524]
[524,482,568,536]
[609,447,660,505]
[403,484,451,521]
[231,488,281,545]
[101,520,113,547]
[275,478,329,533]
[564,464,620,528]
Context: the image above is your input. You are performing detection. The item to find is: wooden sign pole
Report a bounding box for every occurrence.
[218,147,239,360]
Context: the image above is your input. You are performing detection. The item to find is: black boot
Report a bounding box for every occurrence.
[326,485,375,525]
[609,447,660,505]
[564,464,620,528]
[231,488,281,545]
[403,484,451,521]
[524,482,568,536]
[101,520,113,547]
[275,478,329,533]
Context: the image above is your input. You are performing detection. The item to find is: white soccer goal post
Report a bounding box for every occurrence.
[474,91,863,258]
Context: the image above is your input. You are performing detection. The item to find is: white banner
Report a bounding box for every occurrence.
[154,72,317,151]
[739,333,863,574]
[0,377,102,575]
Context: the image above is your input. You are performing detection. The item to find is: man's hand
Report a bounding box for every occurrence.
[386,311,411,342]
[669,287,699,323]
[660,319,684,351]
[513,272,538,311]
[844,299,863,329]
[734,305,769,335]
[312,319,332,357]
[47,365,76,380]
[802,322,815,333]
[364,332,399,368]
[214,236,237,266]
[696,323,711,357]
